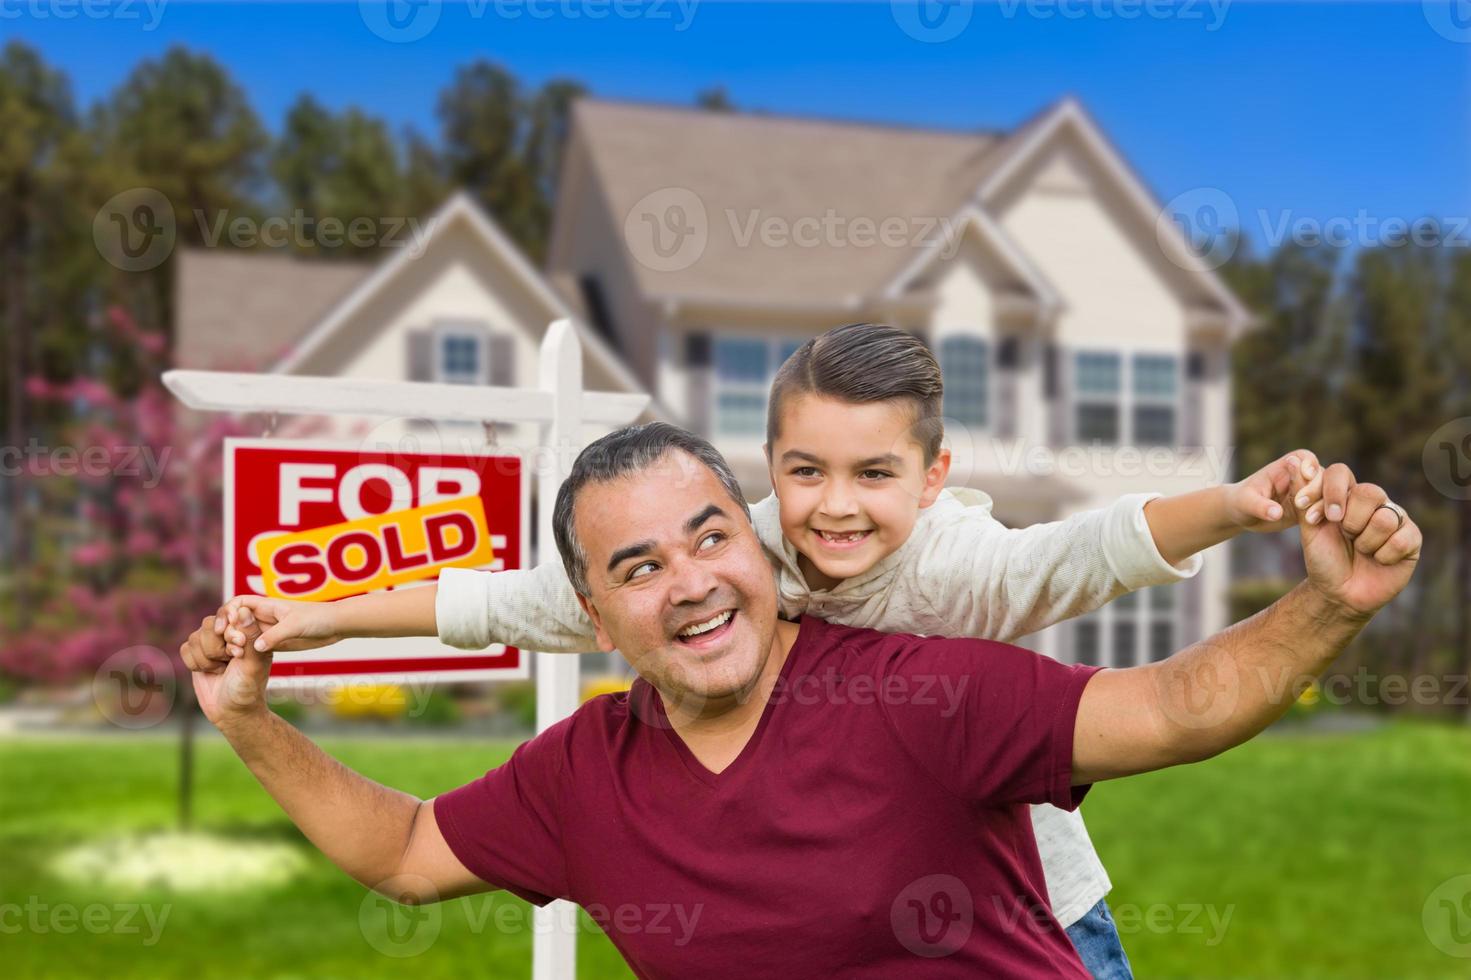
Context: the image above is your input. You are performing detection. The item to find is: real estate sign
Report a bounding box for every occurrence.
[224,438,529,686]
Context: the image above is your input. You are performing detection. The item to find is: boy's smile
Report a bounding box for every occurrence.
[767,393,950,591]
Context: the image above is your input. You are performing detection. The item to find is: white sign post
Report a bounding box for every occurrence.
[164,318,647,980]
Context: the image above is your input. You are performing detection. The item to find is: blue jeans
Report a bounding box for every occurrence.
[1064,898,1134,979]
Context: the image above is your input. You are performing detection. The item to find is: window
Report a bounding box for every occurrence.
[939,336,989,429]
[1074,351,1121,444]
[713,336,803,436]
[1132,354,1178,446]
[1071,584,1180,667]
[435,326,486,385]
[1072,350,1180,446]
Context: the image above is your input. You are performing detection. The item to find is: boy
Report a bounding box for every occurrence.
[221,322,1322,977]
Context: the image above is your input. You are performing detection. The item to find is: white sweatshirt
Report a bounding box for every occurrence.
[436,487,1202,928]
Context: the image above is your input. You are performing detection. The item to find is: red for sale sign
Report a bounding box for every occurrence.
[224,438,529,686]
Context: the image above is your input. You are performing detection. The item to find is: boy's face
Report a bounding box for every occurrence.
[767,393,950,591]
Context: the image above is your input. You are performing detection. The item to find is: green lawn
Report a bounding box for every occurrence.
[0,720,1466,978]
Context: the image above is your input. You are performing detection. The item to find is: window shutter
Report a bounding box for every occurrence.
[996,336,1019,439]
[488,333,515,387]
[407,329,434,382]
[997,336,1020,369]
[1046,344,1069,446]
[686,333,711,368]
[1183,348,1206,447]
[685,331,712,435]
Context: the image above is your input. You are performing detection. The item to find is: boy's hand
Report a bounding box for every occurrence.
[1226,449,1323,533]
[221,595,342,656]
[184,606,272,730]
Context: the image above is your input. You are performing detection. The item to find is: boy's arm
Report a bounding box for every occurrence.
[435,563,601,654]
[914,491,1200,645]
[230,563,602,656]
[225,585,438,654]
[1143,449,1322,567]
[910,450,1328,646]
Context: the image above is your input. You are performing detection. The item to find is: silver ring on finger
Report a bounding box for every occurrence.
[1373,502,1404,530]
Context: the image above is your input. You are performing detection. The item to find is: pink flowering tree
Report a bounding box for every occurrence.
[0,306,255,828]
[0,307,245,687]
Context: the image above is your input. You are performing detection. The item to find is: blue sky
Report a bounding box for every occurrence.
[6,0,1469,252]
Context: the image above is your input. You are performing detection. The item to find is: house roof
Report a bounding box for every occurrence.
[173,249,370,372]
[563,97,1252,334]
[566,99,1008,308]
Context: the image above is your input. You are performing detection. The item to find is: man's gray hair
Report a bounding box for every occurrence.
[552,422,750,596]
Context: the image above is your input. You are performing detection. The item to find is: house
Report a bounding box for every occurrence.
[174,95,1253,669]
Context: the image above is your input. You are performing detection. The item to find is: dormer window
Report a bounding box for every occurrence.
[434,322,489,385]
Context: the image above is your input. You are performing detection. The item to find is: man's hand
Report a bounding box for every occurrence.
[1225,449,1324,533]
[180,607,272,731]
[1294,464,1420,618]
[222,595,342,656]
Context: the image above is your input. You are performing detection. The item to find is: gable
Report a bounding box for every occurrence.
[981,102,1250,336]
[276,195,650,401]
[288,216,550,380]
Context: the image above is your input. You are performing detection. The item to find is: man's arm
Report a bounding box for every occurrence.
[1073,466,1419,784]
[180,613,489,903]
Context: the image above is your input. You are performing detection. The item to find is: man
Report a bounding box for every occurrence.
[182,423,1419,977]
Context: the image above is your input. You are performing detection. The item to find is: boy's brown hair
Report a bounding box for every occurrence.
[765,322,945,464]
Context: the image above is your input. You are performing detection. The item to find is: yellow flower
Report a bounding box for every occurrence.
[582,674,633,703]
[327,683,407,720]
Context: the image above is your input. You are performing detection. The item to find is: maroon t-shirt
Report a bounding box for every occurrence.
[436,616,1101,978]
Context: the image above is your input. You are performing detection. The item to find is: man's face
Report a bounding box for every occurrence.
[574,451,780,708]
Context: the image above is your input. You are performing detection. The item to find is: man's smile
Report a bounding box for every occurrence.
[674,608,738,648]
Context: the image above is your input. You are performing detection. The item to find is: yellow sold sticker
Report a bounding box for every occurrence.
[257,494,493,602]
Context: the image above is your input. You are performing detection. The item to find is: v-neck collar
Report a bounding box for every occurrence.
[648,616,815,788]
